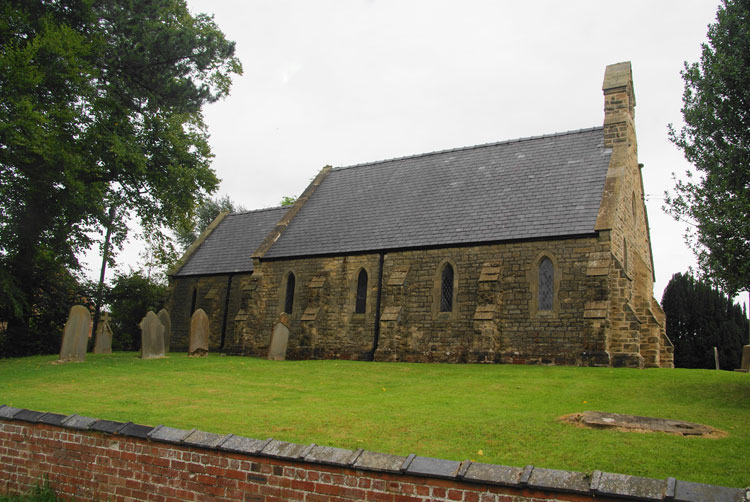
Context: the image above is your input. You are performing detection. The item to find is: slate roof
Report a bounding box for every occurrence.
[263,127,611,259]
[174,206,288,276]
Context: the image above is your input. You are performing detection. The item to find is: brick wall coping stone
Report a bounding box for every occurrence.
[0,404,747,502]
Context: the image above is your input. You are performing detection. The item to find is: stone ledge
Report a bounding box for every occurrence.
[1,405,747,502]
[300,307,319,322]
[12,409,47,423]
[381,306,402,322]
[89,419,127,434]
[60,414,98,430]
[147,425,193,444]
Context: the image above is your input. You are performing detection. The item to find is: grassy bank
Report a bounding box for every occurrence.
[1,353,748,488]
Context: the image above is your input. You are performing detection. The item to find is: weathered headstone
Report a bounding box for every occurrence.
[189,308,209,357]
[157,308,171,353]
[93,312,113,354]
[59,305,91,362]
[140,311,165,359]
[267,314,290,360]
[713,346,720,370]
[735,345,750,373]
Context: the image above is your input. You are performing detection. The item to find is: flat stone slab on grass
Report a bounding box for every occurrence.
[564,411,723,437]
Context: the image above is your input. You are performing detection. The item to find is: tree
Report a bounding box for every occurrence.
[106,270,167,352]
[0,0,241,356]
[174,195,245,251]
[280,195,297,206]
[666,0,750,295]
[661,272,747,369]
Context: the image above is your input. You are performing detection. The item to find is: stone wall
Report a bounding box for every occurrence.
[233,235,623,366]
[598,62,673,369]
[2,406,743,502]
[166,273,252,352]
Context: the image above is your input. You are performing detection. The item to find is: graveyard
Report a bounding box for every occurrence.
[0,351,748,489]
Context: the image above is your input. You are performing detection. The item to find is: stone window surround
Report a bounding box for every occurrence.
[432,258,459,320]
[278,270,298,317]
[352,267,370,315]
[528,251,560,318]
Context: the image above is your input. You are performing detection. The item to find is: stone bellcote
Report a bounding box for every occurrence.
[602,61,636,150]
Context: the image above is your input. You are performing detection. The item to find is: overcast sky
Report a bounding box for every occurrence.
[97,0,722,302]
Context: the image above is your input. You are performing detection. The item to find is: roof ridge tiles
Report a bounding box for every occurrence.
[228,205,287,216]
[333,126,603,172]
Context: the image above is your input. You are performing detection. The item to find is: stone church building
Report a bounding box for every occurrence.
[166,62,674,368]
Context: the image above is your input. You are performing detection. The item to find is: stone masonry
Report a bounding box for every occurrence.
[168,62,673,368]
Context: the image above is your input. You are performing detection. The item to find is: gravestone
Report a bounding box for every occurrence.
[157,308,172,353]
[267,314,290,360]
[93,312,113,354]
[140,311,165,359]
[59,305,91,362]
[189,308,209,357]
[735,345,750,373]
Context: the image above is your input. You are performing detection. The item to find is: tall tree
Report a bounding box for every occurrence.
[666,0,750,295]
[106,270,167,352]
[662,272,747,369]
[174,195,245,251]
[0,0,242,356]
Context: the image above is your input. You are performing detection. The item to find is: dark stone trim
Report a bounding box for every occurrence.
[260,232,600,264]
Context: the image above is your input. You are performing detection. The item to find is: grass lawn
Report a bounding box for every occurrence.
[1,353,748,488]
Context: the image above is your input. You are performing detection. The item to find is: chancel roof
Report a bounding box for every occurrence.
[174,206,288,276]
[263,127,611,259]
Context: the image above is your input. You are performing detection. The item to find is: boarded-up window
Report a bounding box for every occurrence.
[440,264,454,312]
[355,269,367,313]
[538,258,554,311]
[284,273,295,314]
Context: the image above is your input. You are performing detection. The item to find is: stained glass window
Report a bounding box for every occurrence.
[355,269,367,313]
[440,264,454,312]
[284,273,295,314]
[538,258,554,311]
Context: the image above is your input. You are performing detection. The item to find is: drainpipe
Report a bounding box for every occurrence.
[369,252,385,361]
[219,274,234,351]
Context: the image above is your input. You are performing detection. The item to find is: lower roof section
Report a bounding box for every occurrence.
[174,206,288,277]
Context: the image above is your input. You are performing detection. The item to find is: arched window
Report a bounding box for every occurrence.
[190,288,197,316]
[355,269,368,313]
[440,264,454,312]
[284,273,295,314]
[538,258,554,311]
[623,238,629,273]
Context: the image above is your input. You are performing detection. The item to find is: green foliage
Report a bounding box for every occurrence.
[1,355,748,487]
[0,0,241,355]
[661,272,748,369]
[666,0,750,294]
[280,195,297,206]
[0,478,60,502]
[106,271,167,352]
[0,270,93,358]
[173,195,245,251]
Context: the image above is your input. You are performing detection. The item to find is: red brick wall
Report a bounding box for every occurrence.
[1,414,743,502]
[0,420,605,502]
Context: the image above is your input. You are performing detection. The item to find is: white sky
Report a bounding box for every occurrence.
[91,0,722,302]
